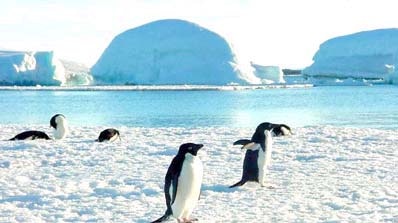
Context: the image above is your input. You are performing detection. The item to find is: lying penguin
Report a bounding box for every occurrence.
[9,130,51,140]
[230,122,274,188]
[152,143,204,223]
[96,128,121,142]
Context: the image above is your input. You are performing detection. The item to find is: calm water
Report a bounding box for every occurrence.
[1,86,397,129]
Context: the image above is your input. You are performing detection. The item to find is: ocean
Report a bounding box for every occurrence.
[0,85,397,129]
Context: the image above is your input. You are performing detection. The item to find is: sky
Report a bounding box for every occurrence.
[1,0,398,69]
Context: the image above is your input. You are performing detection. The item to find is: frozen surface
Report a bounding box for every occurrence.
[303,29,398,84]
[91,19,260,85]
[0,125,397,222]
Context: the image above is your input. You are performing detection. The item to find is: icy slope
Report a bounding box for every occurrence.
[303,28,398,84]
[91,19,260,85]
[0,125,396,222]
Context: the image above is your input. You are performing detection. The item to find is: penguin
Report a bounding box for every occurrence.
[230,122,275,188]
[96,128,120,142]
[50,114,69,140]
[9,130,51,140]
[152,143,204,223]
[271,123,292,136]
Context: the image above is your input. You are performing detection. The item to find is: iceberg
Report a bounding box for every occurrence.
[0,50,65,85]
[91,19,260,85]
[251,62,285,84]
[303,28,398,85]
[0,50,92,86]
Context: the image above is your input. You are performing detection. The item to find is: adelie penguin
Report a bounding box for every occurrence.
[96,128,121,142]
[152,143,204,223]
[230,122,285,188]
[9,130,51,140]
[50,114,69,140]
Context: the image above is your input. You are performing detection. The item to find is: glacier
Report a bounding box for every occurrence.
[303,28,398,85]
[91,19,260,85]
[0,51,92,86]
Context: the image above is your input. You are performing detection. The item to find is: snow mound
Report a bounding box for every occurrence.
[303,28,398,84]
[0,51,93,86]
[91,19,260,85]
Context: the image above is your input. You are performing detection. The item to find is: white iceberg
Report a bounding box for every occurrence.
[251,62,285,84]
[0,51,93,86]
[303,28,398,85]
[91,19,260,85]
[0,50,65,85]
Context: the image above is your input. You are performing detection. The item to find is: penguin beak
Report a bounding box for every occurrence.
[194,144,204,151]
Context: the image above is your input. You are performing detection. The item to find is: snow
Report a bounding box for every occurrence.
[0,125,397,222]
[91,19,260,85]
[251,62,285,84]
[303,29,398,85]
[0,51,93,86]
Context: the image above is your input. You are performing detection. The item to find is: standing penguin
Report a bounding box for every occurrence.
[152,143,204,223]
[230,122,275,188]
[50,114,69,140]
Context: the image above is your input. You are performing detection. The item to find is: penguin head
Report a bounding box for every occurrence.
[272,124,292,136]
[251,122,273,143]
[178,143,203,156]
[50,114,66,129]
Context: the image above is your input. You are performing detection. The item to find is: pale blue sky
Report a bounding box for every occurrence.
[1,0,397,68]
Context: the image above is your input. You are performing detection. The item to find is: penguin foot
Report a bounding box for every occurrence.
[178,218,198,223]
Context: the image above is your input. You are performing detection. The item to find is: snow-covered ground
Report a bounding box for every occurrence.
[0,125,397,222]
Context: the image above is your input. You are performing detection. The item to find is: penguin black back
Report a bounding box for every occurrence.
[10,130,51,140]
[96,128,120,142]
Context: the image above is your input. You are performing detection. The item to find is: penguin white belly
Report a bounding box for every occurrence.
[172,154,203,219]
[53,116,69,139]
[257,148,267,186]
[258,132,273,186]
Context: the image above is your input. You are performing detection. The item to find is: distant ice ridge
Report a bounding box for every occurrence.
[303,28,398,85]
[91,19,260,85]
[0,50,92,86]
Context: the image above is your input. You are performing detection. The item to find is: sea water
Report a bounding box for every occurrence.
[0,85,397,129]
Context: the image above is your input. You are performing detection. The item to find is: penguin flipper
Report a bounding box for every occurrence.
[233,139,251,146]
[229,179,247,188]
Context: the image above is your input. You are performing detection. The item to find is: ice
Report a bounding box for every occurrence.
[91,19,260,85]
[251,62,285,84]
[0,51,93,86]
[303,28,398,85]
[0,125,396,222]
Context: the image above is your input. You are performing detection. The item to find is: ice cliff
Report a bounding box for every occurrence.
[303,28,398,84]
[91,19,260,85]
